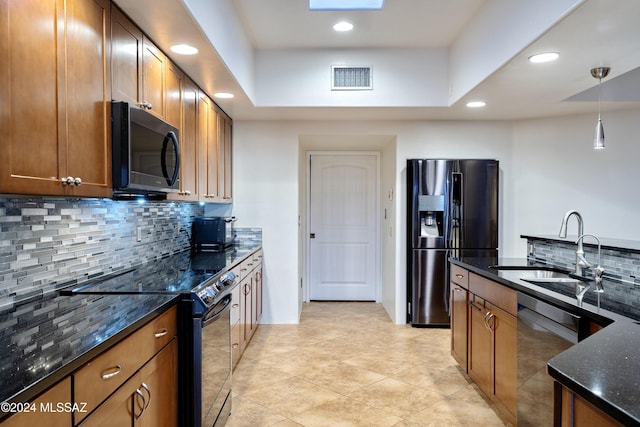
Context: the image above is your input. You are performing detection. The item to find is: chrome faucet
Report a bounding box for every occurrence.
[574,234,605,306]
[559,210,587,275]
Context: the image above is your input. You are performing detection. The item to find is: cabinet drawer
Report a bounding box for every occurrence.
[252,249,263,265]
[450,264,469,289]
[469,273,517,316]
[73,307,176,423]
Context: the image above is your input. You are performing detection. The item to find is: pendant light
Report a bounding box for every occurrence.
[590,67,610,150]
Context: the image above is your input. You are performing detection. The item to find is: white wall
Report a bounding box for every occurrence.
[255,48,449,107]
[233,109,640,325]
[233,120,514,324]
[511,107,640,254]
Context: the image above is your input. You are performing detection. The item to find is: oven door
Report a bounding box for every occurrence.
[197,294,232,427]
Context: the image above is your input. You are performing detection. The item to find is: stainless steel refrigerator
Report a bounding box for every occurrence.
[407,159,499,327]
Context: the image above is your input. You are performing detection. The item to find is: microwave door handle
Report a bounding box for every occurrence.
[161,131,180,186]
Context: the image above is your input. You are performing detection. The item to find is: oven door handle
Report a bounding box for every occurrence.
[202,295,232,326]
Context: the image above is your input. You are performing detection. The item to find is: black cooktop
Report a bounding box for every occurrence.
[61,249,250,296]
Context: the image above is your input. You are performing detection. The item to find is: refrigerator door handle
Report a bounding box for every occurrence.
[445,249,452,315]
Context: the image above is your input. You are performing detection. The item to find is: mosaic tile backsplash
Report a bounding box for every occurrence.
[0,197,204,311]
[527,236,640,316]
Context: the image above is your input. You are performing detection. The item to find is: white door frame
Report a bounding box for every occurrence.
[305,151,381,302]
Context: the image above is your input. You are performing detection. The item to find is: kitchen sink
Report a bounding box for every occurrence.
[490,266,585,284]
[518,270,583,284]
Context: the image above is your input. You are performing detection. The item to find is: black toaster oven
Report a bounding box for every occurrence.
[191,217,237,252]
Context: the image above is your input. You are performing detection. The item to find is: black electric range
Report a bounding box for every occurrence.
[60,248,248,426]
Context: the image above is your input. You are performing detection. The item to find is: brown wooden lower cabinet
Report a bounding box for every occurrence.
[450,282,468,369]
[451,266,517,426]
[0,377,71,427]
[556,383,623,427]
[231,250,264,369]
[79,339,177,427]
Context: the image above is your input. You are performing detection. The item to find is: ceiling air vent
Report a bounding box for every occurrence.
[331,66,373,90]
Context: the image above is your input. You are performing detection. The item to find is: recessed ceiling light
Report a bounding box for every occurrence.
[170,44,198,55]
[310,0,383,10]
[333,21,354,32]
[213,92,234,99]
[528,52,559,63]
[466,101,486,108]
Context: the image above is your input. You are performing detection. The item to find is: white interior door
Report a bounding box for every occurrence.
[309,154,378,301]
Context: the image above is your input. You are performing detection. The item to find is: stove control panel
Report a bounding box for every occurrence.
[194,271,237,309]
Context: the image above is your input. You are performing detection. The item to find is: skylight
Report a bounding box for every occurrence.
[309,0,384,10]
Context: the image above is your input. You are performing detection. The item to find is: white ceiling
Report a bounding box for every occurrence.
[114,0,640,121]
[234,0,487,49]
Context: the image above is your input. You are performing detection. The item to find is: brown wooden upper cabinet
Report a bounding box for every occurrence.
[218,111,234,203]
[111,6,166,119]
[0,0,112,198]
[168,76,199,202]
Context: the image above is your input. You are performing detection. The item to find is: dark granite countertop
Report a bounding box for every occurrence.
[0,292,178,420]
[450,256,640,426]
[0,242,262,421]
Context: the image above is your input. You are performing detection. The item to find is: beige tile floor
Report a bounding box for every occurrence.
[228,301,510,427]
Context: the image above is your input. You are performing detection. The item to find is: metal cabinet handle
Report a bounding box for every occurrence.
[134,388,146,419]
[74,177,82,186]
[455,274,464,279]
[101,365,122,380]
[232,343,239,349]
[154,328,169,338]
[232,303,239,308]
[453,287,462,292]
[141,382,151,412]
[61,176,74,186]
[487,313,496,331]
[467,300,482,311]
[483,311,492,330]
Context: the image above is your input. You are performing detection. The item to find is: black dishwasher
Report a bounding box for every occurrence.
[516,292,580,426]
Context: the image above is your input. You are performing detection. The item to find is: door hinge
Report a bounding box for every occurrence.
[309,233,315,239]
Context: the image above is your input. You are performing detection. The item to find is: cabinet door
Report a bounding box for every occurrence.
[138,340,178,427]
[256,267,263,322]
[197,93,211,201]
[1,377,71,427]
[217,110,233,203]
[241,277,252,349]
[164,61,182,128]
[206,103,220,201]
[169,77,198,201]
[251,273,259,333]
[467,296,492,395]
[79,372,140,427]
[63,0,111,197]
[0,0,63,195]
[0,0,110,197]
[450,283,468,370]
[111,6,142,105]
[490,303,517,421]
[141,37,165,118]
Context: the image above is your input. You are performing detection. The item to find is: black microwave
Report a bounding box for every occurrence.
[111,101,180,198]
